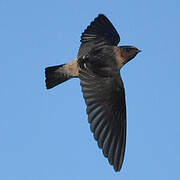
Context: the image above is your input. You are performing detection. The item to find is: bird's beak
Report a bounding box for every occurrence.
[138,49,142,53]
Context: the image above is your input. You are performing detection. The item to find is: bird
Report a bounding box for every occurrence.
[45,14,141,172]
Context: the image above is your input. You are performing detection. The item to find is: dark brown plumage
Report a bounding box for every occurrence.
[45,14,141,172]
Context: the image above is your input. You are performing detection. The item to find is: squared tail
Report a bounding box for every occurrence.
[45,64,70,89]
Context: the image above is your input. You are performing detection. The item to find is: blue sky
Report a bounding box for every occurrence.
[0,0,180,179]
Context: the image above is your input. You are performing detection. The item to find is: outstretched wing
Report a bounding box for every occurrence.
[78,63,126,171]
[78,14,120,58]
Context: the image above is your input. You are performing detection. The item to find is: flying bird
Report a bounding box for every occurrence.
[45,14,141,172]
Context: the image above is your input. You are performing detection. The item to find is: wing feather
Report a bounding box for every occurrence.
[78,14,120,58]
[79,67,126,172]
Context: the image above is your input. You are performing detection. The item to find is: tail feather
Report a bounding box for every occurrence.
[45,64,71,89]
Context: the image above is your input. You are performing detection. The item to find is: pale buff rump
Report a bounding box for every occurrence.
[64,58,79,77]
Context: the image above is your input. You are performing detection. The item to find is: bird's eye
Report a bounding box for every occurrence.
[126,48,131,52]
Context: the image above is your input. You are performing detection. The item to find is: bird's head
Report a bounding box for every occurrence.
[118,46,141,66]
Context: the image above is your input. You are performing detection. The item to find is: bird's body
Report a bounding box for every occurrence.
[45,14,141,172]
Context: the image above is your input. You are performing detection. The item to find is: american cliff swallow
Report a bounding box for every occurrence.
[45,14,141,172]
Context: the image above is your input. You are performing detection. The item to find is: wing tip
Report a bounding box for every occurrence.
[80,13,120,45]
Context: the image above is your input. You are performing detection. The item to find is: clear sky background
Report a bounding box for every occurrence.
[0,0,180,179]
